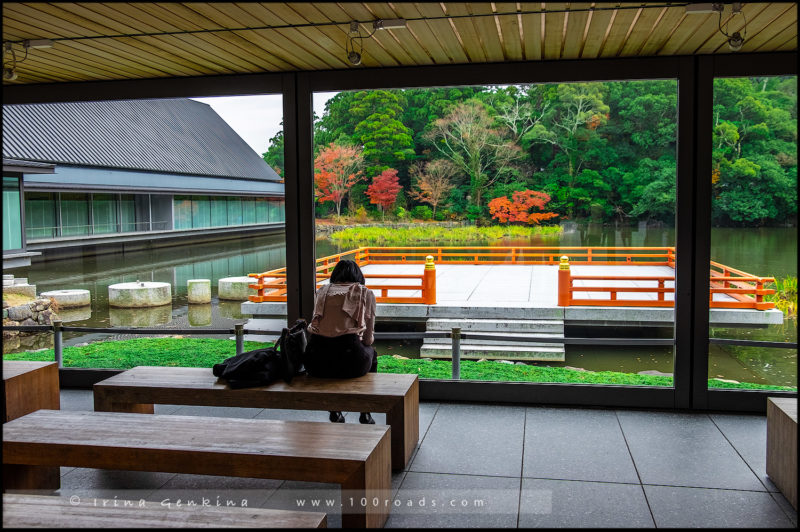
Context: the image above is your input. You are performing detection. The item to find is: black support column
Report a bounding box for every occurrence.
[282,72,317,324]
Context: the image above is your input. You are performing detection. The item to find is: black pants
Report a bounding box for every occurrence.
[303,333,378,379]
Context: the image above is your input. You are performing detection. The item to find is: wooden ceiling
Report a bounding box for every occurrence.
[2,2,797,85]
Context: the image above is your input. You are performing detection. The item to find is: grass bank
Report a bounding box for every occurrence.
[330,224,562,245]
[3,337,794,391]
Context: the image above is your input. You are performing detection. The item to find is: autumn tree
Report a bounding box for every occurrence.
[366,168,402,220]
[314,143,364,218]
[488,190,559,225]
[425,100,522,209]
[409,159,457,218]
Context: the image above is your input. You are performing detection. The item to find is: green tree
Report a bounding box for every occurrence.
[262,127,284,178]
[349,90,416,178]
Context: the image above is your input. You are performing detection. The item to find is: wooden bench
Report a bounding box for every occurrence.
[3,361,60,422]
[767,397,797,510]
[2,361,61,491]
[2,493,327,528]
[94,366,419,470]
[3,410,391,528]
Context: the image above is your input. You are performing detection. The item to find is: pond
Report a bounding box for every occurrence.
[4,224,796,387]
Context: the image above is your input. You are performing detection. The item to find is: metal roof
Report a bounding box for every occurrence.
[2,98,281,182]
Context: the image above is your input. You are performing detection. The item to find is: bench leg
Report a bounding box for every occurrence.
[386,379,419,470]
[94,393,154,414]
[3,464,60,493]
[341,432,391,528]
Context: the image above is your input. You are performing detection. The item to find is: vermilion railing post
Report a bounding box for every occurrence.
[658,279,665,301]
[558,256,571,307]
[423,255,436,305]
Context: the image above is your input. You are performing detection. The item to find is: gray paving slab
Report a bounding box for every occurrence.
[57,468,173,502]
[523,407,640,484]
[261,481,342,528]
[710,413,779,492]
[168,405,263,418]
[59,388,95,411]
[518,478,655,528]
[409,403,525,477]
[150,474,282,509]
[644,484,794,528]
[616,411,766,491]
[385,472,520,528]
[771,491,798,526]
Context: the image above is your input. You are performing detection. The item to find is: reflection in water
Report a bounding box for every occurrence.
[217,300,248,320]
[109,305,172,327]
[188,304,212,326]
[57,306,92,323]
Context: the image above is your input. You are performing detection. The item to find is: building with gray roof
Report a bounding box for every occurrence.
[2,98,285,267]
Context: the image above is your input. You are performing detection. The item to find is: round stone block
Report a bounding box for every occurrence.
[218,277,253,301]
[187,279,211,304]
[40,289,91,308]
[108,282,171,308]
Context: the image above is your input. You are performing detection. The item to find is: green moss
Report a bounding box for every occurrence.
[5,338,794,391]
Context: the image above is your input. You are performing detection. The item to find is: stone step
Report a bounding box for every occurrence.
[425,318,564,334]
[422,333,563,346]
[240,318,285,343]
[421,344,565,362]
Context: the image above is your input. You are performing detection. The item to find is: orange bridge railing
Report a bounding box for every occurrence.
[248,246,774,310]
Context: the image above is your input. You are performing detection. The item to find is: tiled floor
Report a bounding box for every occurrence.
[35,389,799,527]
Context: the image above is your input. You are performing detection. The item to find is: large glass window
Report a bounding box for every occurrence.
[3,176,22,250]
[173,195,192,230]
[211,196,228,227]
[242,197,256,224]
[709,75,797,392]
[60,192,89,237]
[92,193,118,234]
[120,194,137,232]
[191,195,211,228]
[227,197,242,225]
[255,197,269,223]
[24,192,57,239]
[314,82,678,386]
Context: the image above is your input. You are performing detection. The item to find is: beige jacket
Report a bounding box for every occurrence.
[308,282,376,345]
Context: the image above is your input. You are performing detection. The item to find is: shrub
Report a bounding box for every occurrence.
[394,206,407,220]
[411,205,433,220]
[434,210,446,221]
[354,206,369,223]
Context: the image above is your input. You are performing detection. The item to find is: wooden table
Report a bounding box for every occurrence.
[767,397,797,510]
[94,366,418,470]
[2,361,61,491]
[3,494,327,528]
[3,361,60,422]
[3,410,391,528]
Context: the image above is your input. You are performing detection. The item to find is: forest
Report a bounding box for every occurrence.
[262,76,797,227]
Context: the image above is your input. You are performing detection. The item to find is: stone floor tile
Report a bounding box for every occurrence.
[644,484,793,528]
[519,478,655,528]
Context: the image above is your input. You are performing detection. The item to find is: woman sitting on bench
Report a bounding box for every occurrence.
[304,259,378,425]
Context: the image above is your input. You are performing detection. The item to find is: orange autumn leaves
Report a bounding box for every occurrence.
[488,190,559,225]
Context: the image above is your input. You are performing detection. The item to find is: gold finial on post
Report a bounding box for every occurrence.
[559,255,570,270]
[425,255,435,270]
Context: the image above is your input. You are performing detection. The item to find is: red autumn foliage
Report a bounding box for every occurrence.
[314,143,364,217]
[488,190,559,225]
[366,168,402,215]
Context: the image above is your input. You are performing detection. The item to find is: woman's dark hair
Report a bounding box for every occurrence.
[330,259,365,285]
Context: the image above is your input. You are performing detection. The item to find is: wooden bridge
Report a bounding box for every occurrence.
[247,246,775,311]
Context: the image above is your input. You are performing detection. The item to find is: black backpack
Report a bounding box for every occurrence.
[212,319,308,388]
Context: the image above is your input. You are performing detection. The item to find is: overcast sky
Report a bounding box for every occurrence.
[191,92,339,157]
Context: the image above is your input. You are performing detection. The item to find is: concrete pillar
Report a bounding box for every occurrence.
[187,279,211,304]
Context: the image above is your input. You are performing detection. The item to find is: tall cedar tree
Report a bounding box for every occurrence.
[314,143,364,218]
[366,168,402,220]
